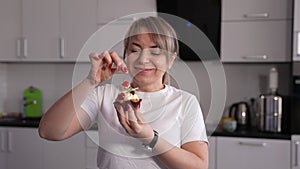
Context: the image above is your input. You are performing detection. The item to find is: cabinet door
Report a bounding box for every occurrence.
[221,20,291,62]
[86,131,99,169]
[222,0,292,21]
[216,137,290,169]
[292,135,300,169]
[60,0,98,62]
[6,127,43,169]
[0,0,22,61]
[43,132,85,169]
[97,0,156,24]
[294,0,300,61]
[295,0,300,31]
[208,137,216,169]
[0,128,8,169]
[22,0,60,61]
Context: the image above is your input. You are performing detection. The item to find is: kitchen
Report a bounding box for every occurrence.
[0,0,298,169]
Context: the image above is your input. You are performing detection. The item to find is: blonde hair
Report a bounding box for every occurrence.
[123,16,179,84]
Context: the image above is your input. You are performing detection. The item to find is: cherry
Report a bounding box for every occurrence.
[122,81,130,87]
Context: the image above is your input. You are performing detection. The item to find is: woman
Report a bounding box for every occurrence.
[39,16,208,169]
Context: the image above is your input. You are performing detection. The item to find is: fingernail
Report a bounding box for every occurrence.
[108,63,113,69]
[123,67,128,73]
[117,65,122,71]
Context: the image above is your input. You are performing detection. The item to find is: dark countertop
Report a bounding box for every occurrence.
[211,127,291,140]
[0,117,40,128]
[0,118,291,140]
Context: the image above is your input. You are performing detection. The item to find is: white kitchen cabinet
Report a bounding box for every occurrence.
[0,0,22,61]
[221,0,292,63]
[0,128,8,169]
[295,0,300,31]
[216,137,290,169]
[0,127,43,169]
[59,0,98,62]
[97,0,156,25]
[43,132,86,169]
[208,136,216,169]
[221,20,292,62]
[222,0,292,21]
[85,130,99,169]
[21,0,60,61]
[294,0,300,61]
[0,0,98,62]
[292,135,300,169]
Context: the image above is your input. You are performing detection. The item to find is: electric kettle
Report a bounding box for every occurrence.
[229,102,251,128]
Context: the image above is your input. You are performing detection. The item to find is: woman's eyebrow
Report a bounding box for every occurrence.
[132,42,159,49]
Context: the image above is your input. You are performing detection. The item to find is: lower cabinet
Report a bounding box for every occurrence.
[208,136,216,169]
[0,127,293,169]
[85,130,99,169]
[0,127,90,169]
[0,127,43,169]
[292,135,300,169]
[43,132,86,169]
[215,137,291,169]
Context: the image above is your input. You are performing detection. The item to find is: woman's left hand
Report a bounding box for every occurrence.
[114,103,154,142]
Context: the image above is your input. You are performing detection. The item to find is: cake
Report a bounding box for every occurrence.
[114,81,142,110]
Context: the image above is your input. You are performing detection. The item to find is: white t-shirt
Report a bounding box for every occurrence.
[81,84,207,169]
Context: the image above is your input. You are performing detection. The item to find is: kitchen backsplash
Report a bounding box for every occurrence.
[0,62,291,120]
[0,63,7,112]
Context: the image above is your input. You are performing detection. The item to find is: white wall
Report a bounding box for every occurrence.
[0,63,7,112]
[1,62,291,120]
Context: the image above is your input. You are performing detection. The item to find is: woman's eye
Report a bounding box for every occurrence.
[150,50,161,56]
[131,49,141,53]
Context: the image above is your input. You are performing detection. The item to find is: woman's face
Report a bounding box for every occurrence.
[125,32,175,91]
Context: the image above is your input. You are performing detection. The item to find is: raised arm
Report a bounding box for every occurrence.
[39,51,127,141]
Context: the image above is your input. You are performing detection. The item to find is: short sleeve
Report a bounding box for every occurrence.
[81,88,100,122]
[181,96,208,145]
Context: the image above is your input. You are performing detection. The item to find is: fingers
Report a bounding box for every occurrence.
[97,51,127,73]
[110,51,128,73]
[115,103,143,135]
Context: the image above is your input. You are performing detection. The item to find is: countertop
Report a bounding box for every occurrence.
[0,117,40,128]
[211,127,291,140]
[0,118,291,140]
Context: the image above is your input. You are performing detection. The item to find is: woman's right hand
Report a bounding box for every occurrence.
[87,51,128,85]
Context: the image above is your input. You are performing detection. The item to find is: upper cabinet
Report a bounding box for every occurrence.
[97,0,156,25]
[21,0,60,62]
[221,0,293,63]
[0,0,156,62]
[0,0,22,62]
[60,0,98,62]
[295,0,300,31]
[222,0,292,21]
[294,0,300,61]
[22,0,98,62]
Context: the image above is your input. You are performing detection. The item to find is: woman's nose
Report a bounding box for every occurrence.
[138,50,150,63]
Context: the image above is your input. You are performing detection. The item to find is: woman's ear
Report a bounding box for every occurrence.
[168,52,177,69]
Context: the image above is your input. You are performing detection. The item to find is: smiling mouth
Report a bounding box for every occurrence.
[136,68,153,73]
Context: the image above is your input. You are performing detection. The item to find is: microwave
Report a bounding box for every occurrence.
[156,0,221,61]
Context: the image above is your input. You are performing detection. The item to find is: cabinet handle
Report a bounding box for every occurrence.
[0,131,6,152]
[242,55,268,60]
[59,38,64,58]
[238,141,267,147]
[17,39,21,58]
[243,13,269,19]
[7,131,12,152]
[295,141,300,167]
[23,38,28,58]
